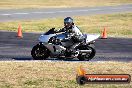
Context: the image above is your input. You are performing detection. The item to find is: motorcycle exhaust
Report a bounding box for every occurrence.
[78,50,92,53]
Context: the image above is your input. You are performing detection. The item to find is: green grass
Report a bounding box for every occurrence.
[0,61,131,88]
[0,13,132,37]
[0,0,132,9]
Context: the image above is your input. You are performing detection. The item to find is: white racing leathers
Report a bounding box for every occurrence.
[70,25,84,42]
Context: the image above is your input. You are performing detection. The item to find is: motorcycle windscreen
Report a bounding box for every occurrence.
[56,33,67,40]
[39,34,56,43]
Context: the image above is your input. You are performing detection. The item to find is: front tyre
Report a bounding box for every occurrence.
[31,44,50,60]
[77,46,96,61]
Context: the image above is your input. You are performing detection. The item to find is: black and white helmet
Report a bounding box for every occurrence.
[64,17,73,24]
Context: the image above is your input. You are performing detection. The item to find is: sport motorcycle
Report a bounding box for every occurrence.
[31,28,100,61]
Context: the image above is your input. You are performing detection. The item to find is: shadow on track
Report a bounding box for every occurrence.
[13,56,132,62]
[13,57,80,61]
[13,57,33,60]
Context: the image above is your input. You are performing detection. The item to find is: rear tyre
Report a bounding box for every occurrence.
[77,45,96,61]
[31,44,50,60]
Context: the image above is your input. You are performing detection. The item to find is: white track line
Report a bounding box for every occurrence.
[0,7,132,16]
[13,13,29,15]
[1,14,12,16]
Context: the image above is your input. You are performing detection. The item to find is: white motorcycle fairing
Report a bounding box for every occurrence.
[39,33,100,44]
[38,33,100,54]
[38,33,67,54]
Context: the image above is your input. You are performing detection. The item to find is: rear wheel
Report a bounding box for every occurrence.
[31,44,50,60]
[77,45,96,61]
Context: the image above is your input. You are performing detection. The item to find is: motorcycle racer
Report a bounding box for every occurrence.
[57,17,84,43]
[56,17,85,57]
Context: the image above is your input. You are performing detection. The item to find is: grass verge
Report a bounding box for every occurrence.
[0,61,131,88]
[0,13,132,37]
[0,0,132,9]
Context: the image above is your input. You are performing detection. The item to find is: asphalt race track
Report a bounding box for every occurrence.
[0,31,132,62]
[0,4,132,61]
[0,4,132,22]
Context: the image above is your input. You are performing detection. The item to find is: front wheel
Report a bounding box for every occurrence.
[31,44,50,60]
[77,45,96,61]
